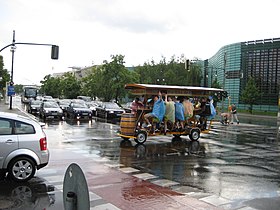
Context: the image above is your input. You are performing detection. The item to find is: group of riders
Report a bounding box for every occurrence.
[130,91,217,134]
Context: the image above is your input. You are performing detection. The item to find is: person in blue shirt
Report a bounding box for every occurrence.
[144,91,165,130]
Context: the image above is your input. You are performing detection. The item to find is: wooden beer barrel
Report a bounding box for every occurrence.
[120,113,136,136]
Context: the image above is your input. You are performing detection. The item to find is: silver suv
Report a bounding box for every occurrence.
[0,112,49,182]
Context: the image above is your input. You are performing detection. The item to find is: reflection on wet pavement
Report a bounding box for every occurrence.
[0,177,55,209]
[41,114,280,209]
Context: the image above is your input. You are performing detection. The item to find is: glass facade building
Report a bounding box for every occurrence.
[203,38,280,113]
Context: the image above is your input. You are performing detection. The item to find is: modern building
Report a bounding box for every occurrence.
[203,37,280,113]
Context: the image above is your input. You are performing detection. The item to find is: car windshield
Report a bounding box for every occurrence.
[88,102,98,106]
[73,103,87,108]
[44,102,59,108]
[59,100,71,105]
[105,103,121,109]
[31,100,41,105]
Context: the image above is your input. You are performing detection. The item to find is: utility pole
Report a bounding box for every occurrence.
[222,52,227,112]
[9,30,16,110]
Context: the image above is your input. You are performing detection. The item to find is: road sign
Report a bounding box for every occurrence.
[7,85,15,96]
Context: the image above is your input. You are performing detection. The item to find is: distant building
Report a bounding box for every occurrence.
[202,37,280,113]
[52,66,97,80]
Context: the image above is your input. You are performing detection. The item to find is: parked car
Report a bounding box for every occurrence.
[0,112,49,182]
[39,102,64,120]
[77,96,92,102]
[96,102,125,118]
[27,100,42,115]
[122,102,133,113]
[42,95,53,102]
[57,99,71,115]
[86,101,101,116]
[67,102,92,120]
[71,99,87,105]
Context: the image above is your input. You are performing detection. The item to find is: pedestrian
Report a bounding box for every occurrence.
[220,112,231,124]
[230,104,239,124]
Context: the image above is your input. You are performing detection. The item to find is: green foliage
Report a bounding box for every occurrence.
[40,73,81,99]
[81,54,138,102]
[211,78,221,89]
[40,54,203,102]
[60,73,81,99]
[134,55,202,86]
[40,75,62,98]
[0,55,11,94]
[14,84,23,94]
[240,77,261,114]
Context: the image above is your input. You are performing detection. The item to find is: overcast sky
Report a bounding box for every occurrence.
[1,0,280,85]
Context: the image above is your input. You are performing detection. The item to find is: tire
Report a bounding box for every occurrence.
[8,156,36,182]
[11,185,33,201]
[135,130,147,144]
[189,128,200,141]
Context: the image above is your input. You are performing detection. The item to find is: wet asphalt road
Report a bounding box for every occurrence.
[1,98,280,209]
[39,114,280,209]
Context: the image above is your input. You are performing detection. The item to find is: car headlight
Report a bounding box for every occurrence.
[45,110,49,113]
[109,111,114,114]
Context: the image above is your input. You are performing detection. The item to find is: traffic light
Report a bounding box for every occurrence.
[185,59,190,71]
[51,45,59,59]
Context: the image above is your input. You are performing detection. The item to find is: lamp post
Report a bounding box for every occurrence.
[9,30,16,110]
[222,52,227,112]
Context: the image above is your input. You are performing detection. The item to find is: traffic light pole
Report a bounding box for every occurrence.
[9,30,15,110]
[0,30,59,109]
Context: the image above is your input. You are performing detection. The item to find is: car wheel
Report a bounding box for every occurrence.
[189,128,200,141]
[8,156,36,182]
[135,130,147,144]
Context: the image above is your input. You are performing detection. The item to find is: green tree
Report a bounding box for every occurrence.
[82,55,138,102]
[134,55,202,86]
[60,73,81,99]
[211,78,221,89]
[14,84,23,95]
[240,77,261,114]
[0,55,11,96]
[40,74,62,98]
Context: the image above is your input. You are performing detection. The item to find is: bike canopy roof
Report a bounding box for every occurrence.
[125,84,225,97]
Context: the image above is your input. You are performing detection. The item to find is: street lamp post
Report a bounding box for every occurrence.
[9,30,16,110]
[222,52,227,112]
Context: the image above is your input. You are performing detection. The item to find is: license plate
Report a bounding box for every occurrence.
[82,113,88,115]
